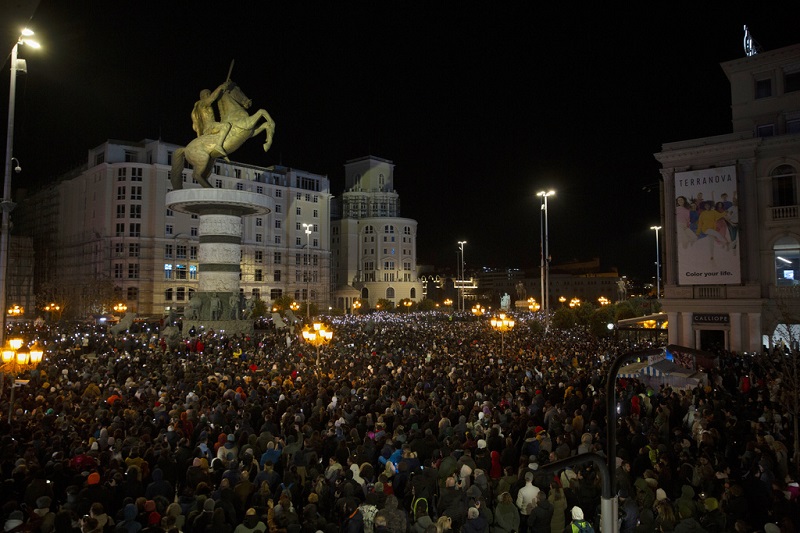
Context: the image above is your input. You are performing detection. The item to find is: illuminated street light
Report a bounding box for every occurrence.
[559,296,567,307]
[537,190,555,332]
[569,298,581,308]
[1,29,40,348]
[490,313,515,357]
[650,225,662,299]
[6,304,22,317]
[290,301,300,312]
[598,296,610,306]
[1,337,43,423]
[403,300,412,312]
[472,304,485,316]
[113,302,128,314]
[352,300,361,314]
[457,241,467,312]
[527,297,540,312]
[302,321,333,375]
[444,298,453,308]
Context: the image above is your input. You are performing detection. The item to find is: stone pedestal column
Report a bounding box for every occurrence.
[166,188,273,336]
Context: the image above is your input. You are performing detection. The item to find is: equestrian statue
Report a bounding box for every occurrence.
[170,61,275,189]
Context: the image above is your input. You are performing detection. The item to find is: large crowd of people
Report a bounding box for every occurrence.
[0,311,797,533]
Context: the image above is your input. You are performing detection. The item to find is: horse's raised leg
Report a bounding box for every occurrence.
[241,109,276,151]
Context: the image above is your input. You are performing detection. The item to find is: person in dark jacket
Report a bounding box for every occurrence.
[461,507,488,533]
[673,506,707,533]
[145,469,175,502]
[527,492,553,533]
[491,492,520,533]
[343,501,365,533]
[698,497,725,533]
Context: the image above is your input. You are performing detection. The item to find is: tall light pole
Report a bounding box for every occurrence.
[303,223,312,319]
[650,225,662,300]
[537,190,554,329]
[1,29,39,347]
[457,240,467,312]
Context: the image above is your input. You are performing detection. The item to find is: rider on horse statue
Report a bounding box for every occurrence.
[170,61,276,190]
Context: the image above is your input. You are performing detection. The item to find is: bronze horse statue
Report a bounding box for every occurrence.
[170,81,275,189]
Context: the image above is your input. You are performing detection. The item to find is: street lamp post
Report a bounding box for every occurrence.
[302,321,333,375]
[537,191,554,331]
[1,337,43,424]
[457,241,467,312]
[303,223,312,319]
[44,303,61,322]
[650,225,662,300]
[490,313,515,358]
[1,29,39,348]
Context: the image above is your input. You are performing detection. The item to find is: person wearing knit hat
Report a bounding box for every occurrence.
[567,506,593,532]
[699,497,726,532]
[655,488,668,502]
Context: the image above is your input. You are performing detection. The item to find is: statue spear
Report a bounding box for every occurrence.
[226,60,235,82]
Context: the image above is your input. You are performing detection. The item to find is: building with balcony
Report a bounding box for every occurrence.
[655,42,800,352]
[331,156,423,309]
[15,139,333,318]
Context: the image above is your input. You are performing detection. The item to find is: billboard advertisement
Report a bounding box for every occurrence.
[674,165,740,285]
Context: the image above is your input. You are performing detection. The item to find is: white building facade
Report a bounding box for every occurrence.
[331,156,423,310]
[655,43,800,352]
[18,139,333,317]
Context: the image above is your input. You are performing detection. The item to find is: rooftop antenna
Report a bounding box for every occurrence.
[743,25,761,57]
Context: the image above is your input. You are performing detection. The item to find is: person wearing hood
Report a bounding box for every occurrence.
[145,468,175,502]
[489,451,502,480]
[301,503,328,533]
[189,498,216,533]
[115,503,143,533]
[566,506,594,533]
[674,485,703,521]
[375,495,406,533]
[409,499,434,533]
[672,506,707,533]
[633,477,654,510]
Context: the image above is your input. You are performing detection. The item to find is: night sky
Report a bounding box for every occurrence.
[4,2,800,280]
